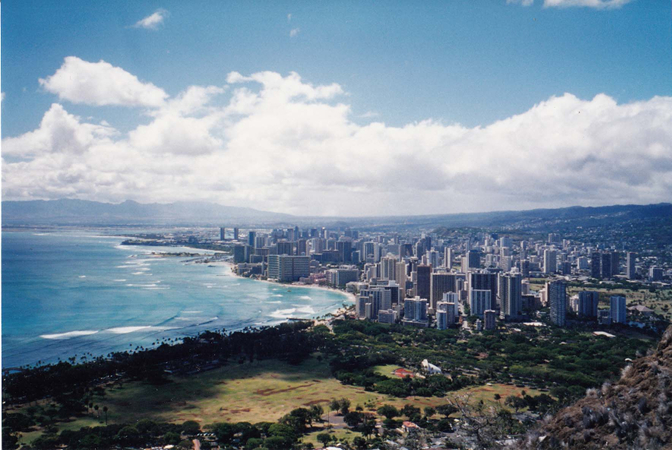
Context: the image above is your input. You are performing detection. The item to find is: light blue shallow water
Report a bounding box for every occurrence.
[2,230,349,368]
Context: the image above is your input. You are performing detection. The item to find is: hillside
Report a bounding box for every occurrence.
[1,199,293,226]
[3,199,670,230]
[521,325,672,449]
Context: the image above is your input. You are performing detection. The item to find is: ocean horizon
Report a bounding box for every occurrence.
[1,230,350,369]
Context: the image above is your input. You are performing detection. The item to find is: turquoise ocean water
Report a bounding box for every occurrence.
[2,230,349,368]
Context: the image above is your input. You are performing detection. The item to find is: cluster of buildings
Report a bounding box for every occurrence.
[222,226,668,330]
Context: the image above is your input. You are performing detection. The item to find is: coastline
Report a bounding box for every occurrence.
[174,244,357,308]
[3,232,355,368]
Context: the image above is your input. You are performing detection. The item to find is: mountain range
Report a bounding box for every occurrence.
[2,199,670,229]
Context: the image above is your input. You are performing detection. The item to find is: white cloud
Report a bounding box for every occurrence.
[290,28,300,38]
[133,9,168,30]
[509,0,632,8]
[2,103,116,158]
[4,68,672,216]
[287,13,292,22]
[39,57,168,107]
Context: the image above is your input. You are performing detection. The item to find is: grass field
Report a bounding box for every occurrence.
[13,357,551,446]
[447,383,547,409]
[15,357,442,445]
[373,364,411,379]
[301,427,363,447]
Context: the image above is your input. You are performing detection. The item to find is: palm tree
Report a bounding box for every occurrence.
[103,406,108,425]
[94,405,99,418]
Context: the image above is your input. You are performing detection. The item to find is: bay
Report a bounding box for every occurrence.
[1,230,350,368]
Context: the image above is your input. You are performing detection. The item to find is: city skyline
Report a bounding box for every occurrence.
[3,0,671,216]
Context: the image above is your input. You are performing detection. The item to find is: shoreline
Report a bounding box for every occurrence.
[4,233,356,369]
[174,244,357,307]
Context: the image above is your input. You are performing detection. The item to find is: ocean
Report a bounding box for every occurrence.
[1,230,350,369]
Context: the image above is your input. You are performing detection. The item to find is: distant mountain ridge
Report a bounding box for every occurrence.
[1,199,293,226]
[2,199,670,228]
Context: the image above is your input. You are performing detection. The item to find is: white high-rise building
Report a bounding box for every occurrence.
[444,248,453,269]
[441,292,460,319]
[427,250,440,268]
[626,252,637,280]
[381,256,398,281]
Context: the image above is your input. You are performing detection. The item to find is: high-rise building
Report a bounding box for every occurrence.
[590,251,617,279]
[233,245,247,264]
[610,295,627,324]
[430,273,457,310]
[441,293,460,320]
[337,240,353,263]
[233,228,239,241]
[427,249,440,268]
[498,273,522,320]
[548,233,560,244]
[600,252,613,279]
[543,249,557,274]
[469,272,498,309]
[437,301,457,327]
[277,240,293,255]
[484,310,497,330]
[626,252,637,280]
[378,309,396,324]
[219,227,226,240]
[463,250,481,271]
[267,255,310,282]
[547,280,567,327]
[444,248,453,269]
[649,267,664,282]
[578,291,599,318]
[356,295,370,318]
[520,259,531,278]
[610,252,620,277]
[381,256,398,281]
[499,236,513,248]
[591,252,602,279]
[297,239,307,256]
[396,261,408,292]
[416,265,432,301]
[403,297,428,325]
[326,268,360,288]
[469,289,492,316]
[248,231,257,248]
[436,310,448,330]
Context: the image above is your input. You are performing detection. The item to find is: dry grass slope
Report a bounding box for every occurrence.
[522,325,672,449]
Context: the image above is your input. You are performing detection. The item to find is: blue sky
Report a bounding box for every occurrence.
[2,0,671,216]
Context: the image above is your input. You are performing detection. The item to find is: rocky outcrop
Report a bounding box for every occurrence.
[522,326,672,449]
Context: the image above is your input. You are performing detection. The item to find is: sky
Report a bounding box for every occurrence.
[2,0,671,216]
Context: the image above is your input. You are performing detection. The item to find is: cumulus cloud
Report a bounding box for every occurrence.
[290,28,300,38]
[133,9,168,30]
[39,57,168,108]
[4,67,672,215]
[509,0,632,8]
